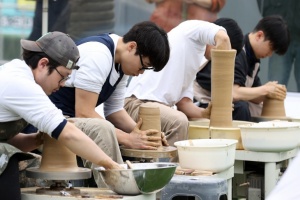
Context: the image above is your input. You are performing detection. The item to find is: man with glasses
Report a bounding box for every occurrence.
[0,32,122,199]
[47,21,170,153]
[124,19,235,148]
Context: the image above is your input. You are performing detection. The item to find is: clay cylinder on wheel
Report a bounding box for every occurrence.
[261,98,286,117]
[138,104,162,146]
[210,49,237,127]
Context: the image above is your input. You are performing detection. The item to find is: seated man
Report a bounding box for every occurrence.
[194,15,289,121]
[23,21,170,187]
[124,18,239,146]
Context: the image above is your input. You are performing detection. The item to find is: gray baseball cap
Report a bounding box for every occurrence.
[21,32,80,70]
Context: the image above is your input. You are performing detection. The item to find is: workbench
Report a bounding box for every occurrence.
[234,148,298,197]
[21,187,156,200]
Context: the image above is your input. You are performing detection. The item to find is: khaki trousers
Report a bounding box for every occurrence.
[70,118,123,187]
[124,96,189,147]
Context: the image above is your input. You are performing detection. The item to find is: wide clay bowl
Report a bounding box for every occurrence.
[96,162,177,195]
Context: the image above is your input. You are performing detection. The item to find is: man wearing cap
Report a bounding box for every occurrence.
[0,32,122,200]
[47,21,170,151]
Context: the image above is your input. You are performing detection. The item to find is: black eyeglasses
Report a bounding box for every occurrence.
[54,68,70,83]
[139,53,154,70]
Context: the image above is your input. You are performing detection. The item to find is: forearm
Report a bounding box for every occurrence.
[214,30,231,50]
[176,97,208,119]
[106,110,136,133]
[7,132,42,152]
[115,128,131,147]
[58,122,116,169]
[232,85,266,103]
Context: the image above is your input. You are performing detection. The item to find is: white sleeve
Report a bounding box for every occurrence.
[2,79,65,134]
[73,43,112,94]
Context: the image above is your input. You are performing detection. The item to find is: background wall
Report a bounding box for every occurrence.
[114,0,297,92]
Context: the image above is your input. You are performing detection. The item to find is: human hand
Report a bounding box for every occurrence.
[35,131,44,146]
[129,118,162,150]
[202,102,212,119]
[161,132,169,146]
[265,81,287,100]
[104,160,124,170]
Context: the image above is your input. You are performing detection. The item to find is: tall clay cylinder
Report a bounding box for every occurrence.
[210,49,237,127]
[261,98,286,117]
[40,133,79,171]
[138,104,162,146]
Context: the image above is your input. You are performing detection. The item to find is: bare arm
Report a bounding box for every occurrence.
[232,82,287,104]
[75,88,163,149]
[214,29,231,50]
[176,97,211,119]
[106,110,163,149]
[7,132,43,152]
[58,122,121,169]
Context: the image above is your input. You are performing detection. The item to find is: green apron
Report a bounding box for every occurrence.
[0,119,35,175]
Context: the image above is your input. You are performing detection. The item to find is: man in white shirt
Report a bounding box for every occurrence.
[0,32,122,199]
[125,19,234,146]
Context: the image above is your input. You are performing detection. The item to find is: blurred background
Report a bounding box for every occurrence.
[0,0,297,92]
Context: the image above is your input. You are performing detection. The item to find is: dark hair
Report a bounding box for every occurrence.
[214,18,244,54]
[253,15,290,55]
[22,49,60,74]
[123,21,170,72]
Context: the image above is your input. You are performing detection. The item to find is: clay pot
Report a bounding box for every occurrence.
[261,98,286,117]
[138,104,162,146]
[210,49,237,127]
[39,133,79,171]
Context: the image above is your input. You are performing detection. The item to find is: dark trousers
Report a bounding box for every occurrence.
[0,154,21,200]
[199,100,251,122]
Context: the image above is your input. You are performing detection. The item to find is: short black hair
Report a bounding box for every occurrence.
[214,18,244,54]
[22,49,60,74]
[253,15,290,55]
[123,21,170,72]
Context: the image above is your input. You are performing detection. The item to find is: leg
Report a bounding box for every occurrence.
[232,101,251,121]
[0,154,21,200]
[264,162,279,197]
[70,118,123,188]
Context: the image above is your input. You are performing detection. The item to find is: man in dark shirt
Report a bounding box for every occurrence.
[195,15,289,121]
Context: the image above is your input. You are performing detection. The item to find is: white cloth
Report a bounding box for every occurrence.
[0,59,66,136]
[266,151,300,200]
[65,34,128,117]
[125,20,225,106]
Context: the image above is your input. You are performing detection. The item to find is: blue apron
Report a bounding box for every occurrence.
[49,33,124,117]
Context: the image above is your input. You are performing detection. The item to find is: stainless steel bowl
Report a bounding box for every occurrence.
[96,162,177,195]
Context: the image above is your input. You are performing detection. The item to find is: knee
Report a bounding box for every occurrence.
[86,118,115,133]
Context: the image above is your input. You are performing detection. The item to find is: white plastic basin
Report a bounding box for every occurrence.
[174,139,238,172]
[239,121,300,152]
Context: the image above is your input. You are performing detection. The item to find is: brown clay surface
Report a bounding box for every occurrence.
[210,49,236,127]
[120,146,177,159]
[261,98,286,117]
[138,104,162,146]
[39,134,79,171]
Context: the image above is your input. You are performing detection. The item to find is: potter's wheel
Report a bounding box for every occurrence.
[251,116,293,123]
[21,187,156,200]
[26,166,91,180]
[120,146,177,159]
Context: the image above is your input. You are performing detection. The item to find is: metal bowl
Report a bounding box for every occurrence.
[96,162,177,195]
